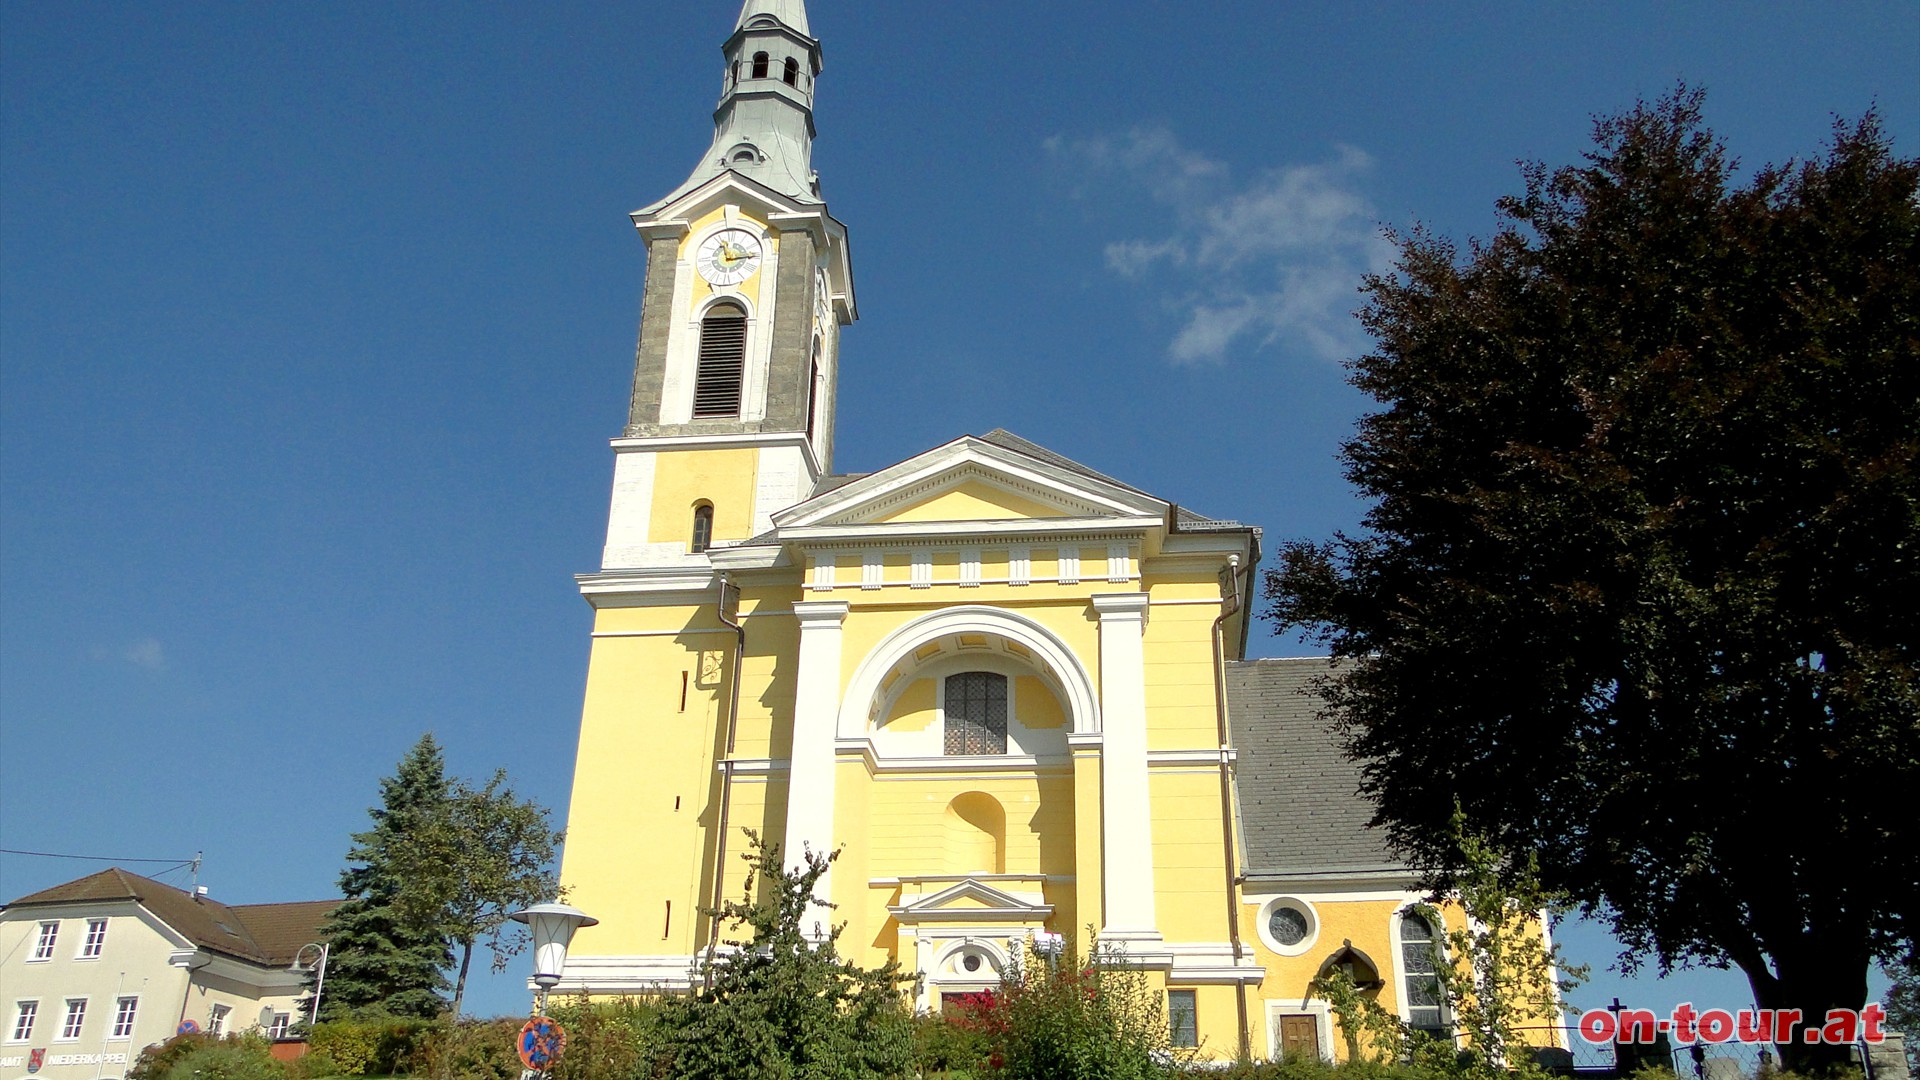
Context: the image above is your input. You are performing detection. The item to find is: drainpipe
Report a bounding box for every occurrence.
[703,572,747,991]
[1211,551,1255,1062]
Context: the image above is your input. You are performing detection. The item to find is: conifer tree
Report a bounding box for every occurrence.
[313,733,454,1019]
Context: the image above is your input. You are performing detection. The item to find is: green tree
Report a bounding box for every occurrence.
[387,770,564,1018]
[1265,88,1918,1072]
[315,734,454,1020]
[1883,947,1918,1071]
[653,831,916,1080]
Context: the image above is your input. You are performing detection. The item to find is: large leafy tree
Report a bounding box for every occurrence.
[315,734,455,1019]
[1266,88,1917,1070]
[386,770,564,1018]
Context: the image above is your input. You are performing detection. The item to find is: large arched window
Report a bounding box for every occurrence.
[690,503,714,553]
[783,57,799,86]
[1399,911,1450,1041]
[693,303,747,417]
[751,52,770,79]
[943,672,1008,755]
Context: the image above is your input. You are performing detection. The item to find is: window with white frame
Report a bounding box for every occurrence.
[59,999,86,1041]
[9,1001,36,1042]
[1399,911,1450,1040]
[943,671,1008,755]
[31,921,58,961]
[209,1004,231,1035]
[268,1012,293,1039]
[80,918,107,959]
[110,997,138,1040]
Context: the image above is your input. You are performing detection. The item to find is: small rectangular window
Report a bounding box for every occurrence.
[268,1012,292,1039]
[1167,989,1198,1047]
[9,1001,36,1042]
[209,1004,230,1035]
[81,919,107,959]
[111,997,138,1040]
[59,999,86,1041]
[32,921,58,961]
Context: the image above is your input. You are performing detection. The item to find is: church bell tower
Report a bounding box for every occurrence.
[601,0,855,571]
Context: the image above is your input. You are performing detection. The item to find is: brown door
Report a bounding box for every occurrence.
[1278,1014,1321,1061]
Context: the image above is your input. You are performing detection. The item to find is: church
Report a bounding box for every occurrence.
[554,0,1470,1061]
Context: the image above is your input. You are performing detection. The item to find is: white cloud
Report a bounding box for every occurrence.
[1051,129,1387,365]
[123,638,166,671]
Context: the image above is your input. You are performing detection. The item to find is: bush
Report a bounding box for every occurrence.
[129,1034,279,1080]
[416,1017,523,1080]
[307,1016,440,1076]
[548,996,671,1080]
[157,1041,287,1080]
[976,937,1178,1080]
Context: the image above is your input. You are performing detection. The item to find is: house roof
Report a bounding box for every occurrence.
[1227,658,1403,878]
[4,868,336,967]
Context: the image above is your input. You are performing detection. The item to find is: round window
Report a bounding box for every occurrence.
[962,953,982,973]
[1268,904,1309,946]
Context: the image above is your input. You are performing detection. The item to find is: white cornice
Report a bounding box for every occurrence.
[576,569,719,608]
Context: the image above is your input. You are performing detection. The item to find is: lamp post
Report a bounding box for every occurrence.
[288,943,329,1029]
[508,903,597,1018]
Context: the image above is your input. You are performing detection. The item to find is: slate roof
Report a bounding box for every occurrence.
[1227,657,1404,878]
[4,868,336,967]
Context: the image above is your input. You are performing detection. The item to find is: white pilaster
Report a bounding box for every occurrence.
[784,600,850,937]
[1092,592,1159,944]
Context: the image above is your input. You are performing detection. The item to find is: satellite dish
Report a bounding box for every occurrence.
[258,1006,274,1028]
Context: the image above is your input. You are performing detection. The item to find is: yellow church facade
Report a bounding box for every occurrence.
[554,0,1505,1061]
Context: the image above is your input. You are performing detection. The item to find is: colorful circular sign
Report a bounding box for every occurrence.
[177,1020,201,1035]
[517,1017,566,1071]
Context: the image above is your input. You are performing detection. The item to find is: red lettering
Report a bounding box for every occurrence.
[1672,1003,1699,1044]
[1862,1003,1886,1042]
[1697,1009,1735,1044]
[1774,1008,1803,1043]
[1821,1010,1857,1044]
[1579,1010,1617,1043]
[1619,1008,1659,1044]
[1737,1009,1771,1042]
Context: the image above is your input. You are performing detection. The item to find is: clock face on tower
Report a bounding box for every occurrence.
[696,229,763,286]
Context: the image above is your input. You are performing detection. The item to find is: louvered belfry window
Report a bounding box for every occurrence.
[694,306,747,418]
[944,672,1008,755]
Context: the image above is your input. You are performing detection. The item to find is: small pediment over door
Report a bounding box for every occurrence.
[888,877,1055,926]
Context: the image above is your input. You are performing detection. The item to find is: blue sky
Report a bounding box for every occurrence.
[3,1,1913,1023]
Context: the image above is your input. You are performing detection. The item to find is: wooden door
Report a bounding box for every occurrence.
[1278,1014,1321,1061]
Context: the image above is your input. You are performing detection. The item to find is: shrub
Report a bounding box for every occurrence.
[416,1017,523,1080]
[986,936,1177,1080]
[129,1034,279,1080]
[156,1041,287,1080]
[307,1016,440,1076]
[548,996,672,1080]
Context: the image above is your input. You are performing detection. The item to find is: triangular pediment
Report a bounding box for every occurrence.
[771,435,1167,540]
[888,878,1055,924]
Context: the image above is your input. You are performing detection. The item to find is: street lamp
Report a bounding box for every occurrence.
[288,943,329,1028]
[508,903,597,1017]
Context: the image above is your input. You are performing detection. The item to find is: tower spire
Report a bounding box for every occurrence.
[643,0,823,211]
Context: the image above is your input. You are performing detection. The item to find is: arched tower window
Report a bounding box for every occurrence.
[806,337,822,441]
[783,57,799,86]
[1399,911,1450,1041]
[730,60,740,87]
[751,52,770,79]
[690,503,714,553]
[943,672,1008,755]
[693,303,747,418]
